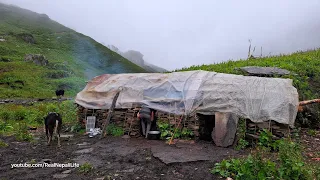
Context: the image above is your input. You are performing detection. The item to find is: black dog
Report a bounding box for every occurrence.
[55,89,64,98]
[44,112,62,147]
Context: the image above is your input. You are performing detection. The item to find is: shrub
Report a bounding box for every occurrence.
[235,138,249,150]
[0,121,14,133]
[307,129,317,137]
[78,162,93,174]
[106,124,124,137]
[0,140,8,147]
[12,107,27,121]
[258,129,282,151]
[0,111,12,121]
[14,122,33,142]
[158,120,194,140]
[211,139,316,180]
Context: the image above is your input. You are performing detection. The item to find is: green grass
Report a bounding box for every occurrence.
[0,101,78,141]
[0,3,147,99]
[78,162,94,174]
[211,138,320,180]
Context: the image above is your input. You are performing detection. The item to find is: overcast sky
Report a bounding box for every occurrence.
[2,0,320,70]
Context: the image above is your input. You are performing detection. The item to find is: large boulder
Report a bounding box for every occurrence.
[24,54,48,66]
[19,33,35,44]
[212,112,239,147]
[238,66,290,76]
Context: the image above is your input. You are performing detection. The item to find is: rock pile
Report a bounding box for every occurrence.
[24,54,48,66]
[19,33,35,44]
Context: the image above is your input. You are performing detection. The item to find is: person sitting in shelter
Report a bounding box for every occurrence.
[137,105,156,138]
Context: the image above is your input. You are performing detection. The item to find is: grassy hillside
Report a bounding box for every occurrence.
[0,3,147,99]
[176,49,320,101]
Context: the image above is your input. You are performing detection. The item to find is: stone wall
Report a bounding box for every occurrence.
[76,105,200,137]
[76,105,290,147]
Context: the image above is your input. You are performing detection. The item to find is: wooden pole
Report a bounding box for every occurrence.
[99,90,121,139]
[298,99,320,112]
[168,115,183,145]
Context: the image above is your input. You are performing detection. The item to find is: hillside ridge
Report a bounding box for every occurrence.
[0,2,147,98]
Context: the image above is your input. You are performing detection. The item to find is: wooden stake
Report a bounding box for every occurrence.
[100,90,121,139]
[169,115,183,145]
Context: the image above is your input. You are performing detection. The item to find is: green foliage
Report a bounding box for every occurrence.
[307,129,317,137]
[78,162,93,174]
[291,127,301,139]
[211,153,276,180]
[0,139,8,147]
[106,124,124,137]
[14,122,33,141]
[157,120,194,140]
[0,121,14,134]
[235,138,249,150]
[0,101,78,138]
[277,139,311,180]
[235,118,248,150]
[258,129,281,151]
[71,124,83,133]
[211,139,317,180]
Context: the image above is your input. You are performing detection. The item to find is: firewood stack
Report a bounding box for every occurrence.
[123,108,140,137]
[77,105,291,141]
[156,112,200,136]
[76,105,201,137]
[245,120,290,140]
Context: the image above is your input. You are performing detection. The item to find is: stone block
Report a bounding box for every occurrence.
[212,112,238,147]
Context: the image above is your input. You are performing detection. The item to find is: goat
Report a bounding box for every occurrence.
[44,112,62,147]
[55,89,64,98]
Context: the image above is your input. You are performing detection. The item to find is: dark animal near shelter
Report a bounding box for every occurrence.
[55,89,64,98]
[44,112,62,147]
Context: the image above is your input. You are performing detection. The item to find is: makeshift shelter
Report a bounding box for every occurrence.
[75,70,299,126]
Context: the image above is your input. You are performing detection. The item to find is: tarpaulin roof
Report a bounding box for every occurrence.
[75,70,299,126]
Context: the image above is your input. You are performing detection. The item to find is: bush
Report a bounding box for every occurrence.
[258,129,281,151]
[211,153,276,180]
[158,120,194,140]
[15,122,33,141]
[13,107,27,121]
[106,124,124,137]
[0,121,14,134]
[0,140,8,148]
[78,162,93,174]
[0,111,12,121]
[211,139,316,180]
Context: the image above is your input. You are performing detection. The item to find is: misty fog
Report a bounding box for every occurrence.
[1,0,320,71]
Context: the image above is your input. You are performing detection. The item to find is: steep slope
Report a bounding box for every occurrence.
[0,3,147,98]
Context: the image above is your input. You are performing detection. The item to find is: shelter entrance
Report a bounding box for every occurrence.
[197,113,215,141]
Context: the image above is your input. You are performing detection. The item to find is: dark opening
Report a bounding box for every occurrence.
[198,113,215,141]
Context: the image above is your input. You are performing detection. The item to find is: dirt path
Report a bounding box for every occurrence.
[0,97,72,105]
[0,132,245,180]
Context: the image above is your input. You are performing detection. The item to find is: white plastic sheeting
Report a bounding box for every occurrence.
[75,70,299,126]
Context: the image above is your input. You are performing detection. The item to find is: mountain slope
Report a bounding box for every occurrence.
[107,45,168,73]
[0,3,147,98]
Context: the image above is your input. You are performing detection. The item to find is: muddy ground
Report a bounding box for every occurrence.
[1,128,319,180]
[0,131,246,180]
